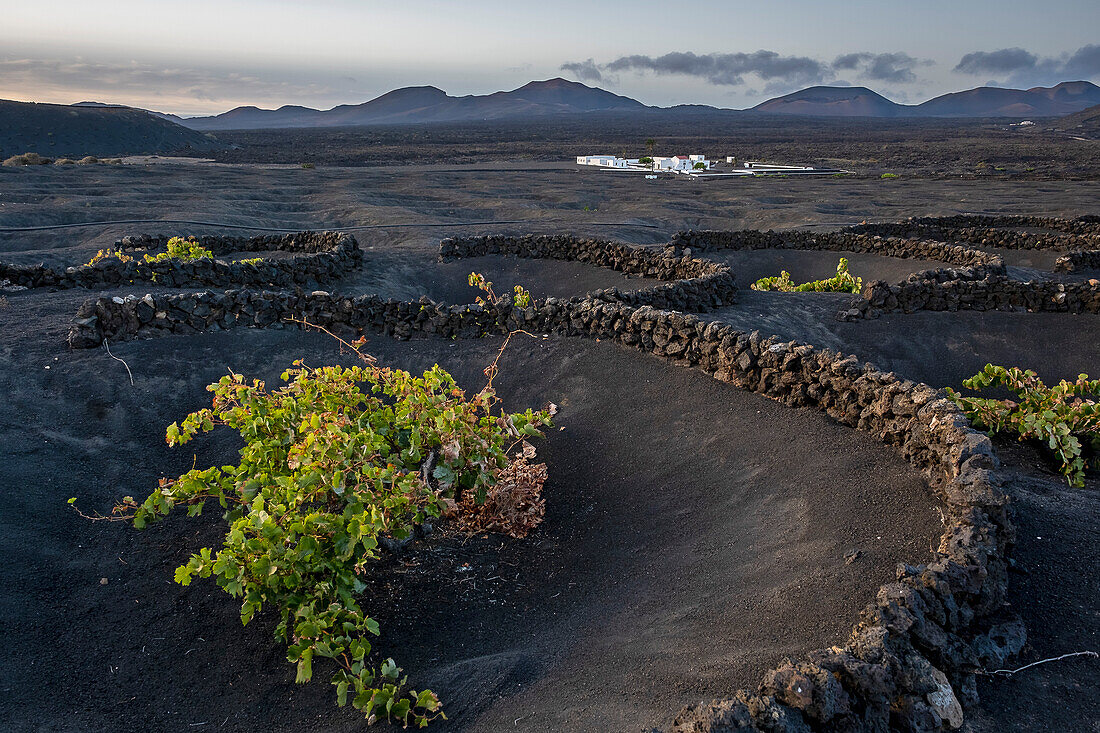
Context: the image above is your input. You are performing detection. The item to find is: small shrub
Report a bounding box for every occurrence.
[2,152,52,166]
[947,365,1099,487]
[75,339,554,725]
[880,172,900,179]
[86,248,133,266]
[750,257,863,294]
[301,162,316,169]
[468,271,531,308]
[143,236,214,263]
[639,156,654,165]
[693,161,707,170]
[239,257,264,265]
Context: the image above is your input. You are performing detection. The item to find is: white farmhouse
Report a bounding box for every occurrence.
[577,155,618,167]
[651,155,710,172]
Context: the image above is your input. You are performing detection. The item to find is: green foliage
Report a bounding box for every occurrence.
[947,365,1099,487]
[143,236,214,263]
[239,257,264,266]
[693,161,707,170]
[639,156,654,165]
[301,162,316,169]
[121,357,553,724]
[750,257,863,294]
[467,271,531,308]
[86,248,133,266]
[880,172,900,179]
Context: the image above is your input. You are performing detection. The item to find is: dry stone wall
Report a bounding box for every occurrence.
[844,215,1100,252]
[843,276,1100,320]
[1055,249,1100,273]
[669,228,1004,280]
[0,231,361,290]
[68,288,1019,732]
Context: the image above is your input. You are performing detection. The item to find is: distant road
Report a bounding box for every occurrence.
[0,218,663,234]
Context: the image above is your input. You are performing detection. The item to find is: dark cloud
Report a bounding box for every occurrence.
[562,50,930,89]
[843,52,926,83]
[598,51,829,87]
[559,58,602,82]
[954,44,1100,86]
[1063,44,1100,79]
[954,48,1038,75]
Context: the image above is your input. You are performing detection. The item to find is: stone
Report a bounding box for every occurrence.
[925,667,963,729]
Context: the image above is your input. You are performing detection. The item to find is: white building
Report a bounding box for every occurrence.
[651,155,710,171]
[576,154,710,172]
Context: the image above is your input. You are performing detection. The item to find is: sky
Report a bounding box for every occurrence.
[2,0,1099,116]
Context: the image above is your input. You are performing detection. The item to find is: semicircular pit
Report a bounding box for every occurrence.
[700,247,951,287]
[2,327,943,732]
[332,250,663,303]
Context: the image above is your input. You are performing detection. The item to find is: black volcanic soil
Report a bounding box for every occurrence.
[203,114,1100,179]
[1,163,1098,732]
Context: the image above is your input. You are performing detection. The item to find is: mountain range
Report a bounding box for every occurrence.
[169,78,1100,130]
[181,79,646,130]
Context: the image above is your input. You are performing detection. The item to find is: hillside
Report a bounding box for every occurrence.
[751,86,905,117]
[1054,103,1100,139]
[182,78,650,130]
[0,100,222,158]
[749,81,1100,118]
[914,82,1100,117]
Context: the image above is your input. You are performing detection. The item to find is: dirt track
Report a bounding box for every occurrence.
[0,163,1097,732]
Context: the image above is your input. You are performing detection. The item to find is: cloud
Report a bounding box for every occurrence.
[954,48,1038,75]
[833,52,927,83]
[561,50,931,90]
[597,51,829,87]
[954,44,1100,86]
[1064,44,1100,79]
[559,58,602,83]
[0,56,339,113]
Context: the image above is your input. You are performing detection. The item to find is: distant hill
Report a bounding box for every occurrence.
[750,81,1100,118]
[751,86,906,117]
[913,82,1100,117]
[1053,102,1100,139]
[181,78,650,130]
[0,100,222,158]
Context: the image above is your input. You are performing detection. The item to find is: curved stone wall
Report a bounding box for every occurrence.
[842,276,1100,320]
[669,229,1004,283]
[843,216,1100,252]
[0,231,361,290]
[1054,250,1100,274]
[68,288,1017,731]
